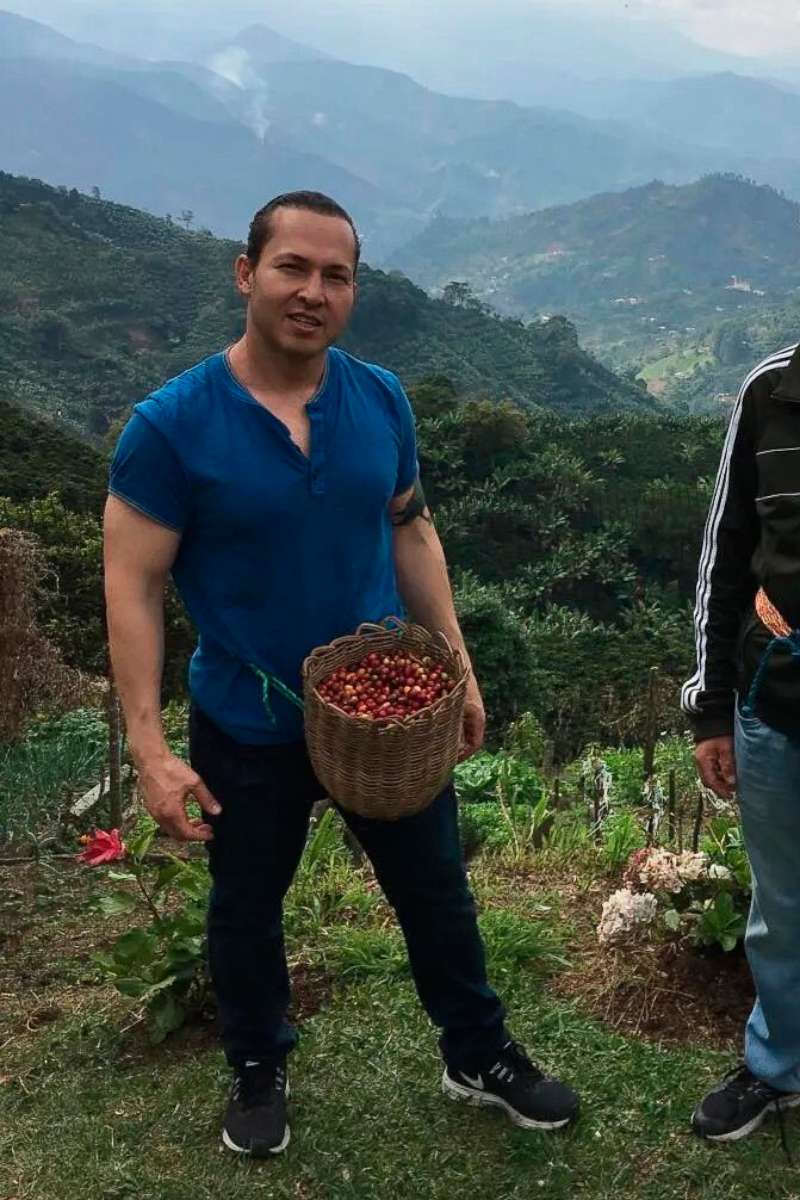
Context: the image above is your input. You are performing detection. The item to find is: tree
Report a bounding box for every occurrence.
[180,209,195,230]
[441,281,488,312]
[454,572,538,741]
[408,375,459,421]
[91,185,101,200]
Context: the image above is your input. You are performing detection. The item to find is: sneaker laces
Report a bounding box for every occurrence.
[494,1040,545,1086]
[233,1060,286,1109]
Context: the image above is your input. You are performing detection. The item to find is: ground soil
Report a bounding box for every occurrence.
[3,855,756,1060]
[551,940,754,1050]
[479,856,755,1052]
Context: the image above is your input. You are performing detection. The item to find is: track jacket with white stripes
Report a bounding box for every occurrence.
[682,342,800,742]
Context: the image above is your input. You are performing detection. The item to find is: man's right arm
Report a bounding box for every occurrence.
[681,380,760,797]
[104,494,220,840]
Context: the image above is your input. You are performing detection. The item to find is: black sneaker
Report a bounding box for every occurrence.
[692,1064,800,1142]
[222,1058,290,1156]
[442,1040,579,1130]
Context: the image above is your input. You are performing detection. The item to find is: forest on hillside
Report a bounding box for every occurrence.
[391,175,800,396]
[0,173,648,442]
[1,377,724,762]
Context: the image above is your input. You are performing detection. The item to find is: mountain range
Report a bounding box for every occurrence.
[390,174,800,370]
[5,8,800,257]
[0,172,649,446]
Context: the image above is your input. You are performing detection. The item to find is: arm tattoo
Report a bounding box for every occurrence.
[391,477,432,526]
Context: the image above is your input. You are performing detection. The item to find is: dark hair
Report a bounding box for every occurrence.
[246,191,361,270]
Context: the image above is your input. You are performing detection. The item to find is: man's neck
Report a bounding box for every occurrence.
[228,333,327,403]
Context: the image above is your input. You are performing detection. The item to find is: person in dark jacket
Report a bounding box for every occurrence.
[683,341,800,1143]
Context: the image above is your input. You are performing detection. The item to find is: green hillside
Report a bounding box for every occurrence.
[661,293,800,409]
[0,172,648,440]
[390,175,800,380]
[0,396,105,512]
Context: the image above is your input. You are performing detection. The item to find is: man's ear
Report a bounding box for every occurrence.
[234,253,254,297]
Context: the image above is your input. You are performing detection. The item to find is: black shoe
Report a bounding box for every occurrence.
[442,1040,579,1131]
[222,1058,290,1156]
[692,1063,800,1142]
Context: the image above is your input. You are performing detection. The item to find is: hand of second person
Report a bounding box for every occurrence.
[694,735,736,800]
[135,750,222,842]
[458,677,486,762]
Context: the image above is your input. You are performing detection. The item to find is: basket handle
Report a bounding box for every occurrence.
[354,618,467,677]
[354,615,407,638]
[432,629,468,678]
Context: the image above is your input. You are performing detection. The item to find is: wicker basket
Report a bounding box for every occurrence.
[302,617,468,820]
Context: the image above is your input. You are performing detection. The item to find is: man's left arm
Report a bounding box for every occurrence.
[389,477,485,760]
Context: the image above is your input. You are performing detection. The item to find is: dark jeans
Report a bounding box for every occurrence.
[189,704,507,1070]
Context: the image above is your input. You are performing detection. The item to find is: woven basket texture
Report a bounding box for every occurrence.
[302,618,468,820]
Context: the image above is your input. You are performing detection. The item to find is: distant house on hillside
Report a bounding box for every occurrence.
[725,275,766,296]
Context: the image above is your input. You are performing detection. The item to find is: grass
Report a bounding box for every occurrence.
[637,345,713,390]
[4,846,800,1200]
[0,708,107,848]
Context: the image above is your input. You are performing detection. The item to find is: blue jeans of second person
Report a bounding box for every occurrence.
[189,704,508,1071]
[736,700,800,1092]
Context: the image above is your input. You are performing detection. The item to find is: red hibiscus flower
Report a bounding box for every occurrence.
[77,828,126,866]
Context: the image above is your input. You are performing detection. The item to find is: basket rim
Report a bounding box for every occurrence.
[301,616,469,730]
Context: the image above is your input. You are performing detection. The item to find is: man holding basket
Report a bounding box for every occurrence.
[104,191,579,1156]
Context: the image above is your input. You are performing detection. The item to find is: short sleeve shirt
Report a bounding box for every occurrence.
[109,347,419,743]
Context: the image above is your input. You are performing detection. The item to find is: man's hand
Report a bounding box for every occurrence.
[694,735,737,800]
[459,676,486,762]
[136,751,222,841]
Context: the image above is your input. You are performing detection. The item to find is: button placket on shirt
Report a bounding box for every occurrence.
[308,402,326,496]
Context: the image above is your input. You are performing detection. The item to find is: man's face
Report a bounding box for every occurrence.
[236,207,358,359]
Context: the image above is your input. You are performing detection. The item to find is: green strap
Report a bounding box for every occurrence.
[250,616,404,727]
[250,664,305,729]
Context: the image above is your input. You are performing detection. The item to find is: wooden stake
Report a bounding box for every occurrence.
[106,666,123,829]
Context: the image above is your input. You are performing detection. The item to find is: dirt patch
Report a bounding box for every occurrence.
[115,963,335,1065]
[477,854,755,1051]
[551,938,754,1050]
[288,962,335,1023]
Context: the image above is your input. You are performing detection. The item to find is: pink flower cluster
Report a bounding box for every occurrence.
[623,847,709,895]
[597,888,658,946]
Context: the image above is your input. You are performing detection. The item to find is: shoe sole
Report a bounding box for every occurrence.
[692,1094,800,1143]
[222,1123,290,1156]
[441,1070,575,1131]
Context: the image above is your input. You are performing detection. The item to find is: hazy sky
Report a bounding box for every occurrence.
[8,0,800,63]
[629,0,800,57]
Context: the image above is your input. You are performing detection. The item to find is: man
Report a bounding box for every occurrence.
[104,191,578,1157]
[683,340,800,1142]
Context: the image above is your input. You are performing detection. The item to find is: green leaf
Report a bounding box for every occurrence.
[664,909,681,932]
[147,991,185,1043]
[127,820,158,863]
[114,977,151,998]
[137,974,180,1004]
[97,891,138,918]
[152,863,184,893]
[107,870,137,882]
[111,928,158,967]
[721,935,738,953]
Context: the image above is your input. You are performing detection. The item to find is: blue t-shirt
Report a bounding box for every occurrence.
[109,347,419,744]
